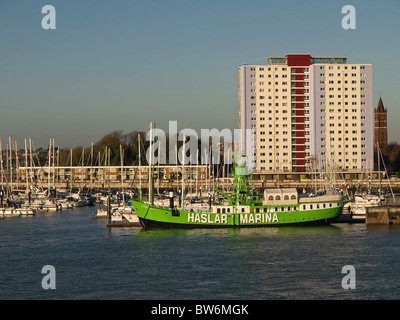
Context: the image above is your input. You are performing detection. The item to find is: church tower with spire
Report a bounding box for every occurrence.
[374,96,388,151]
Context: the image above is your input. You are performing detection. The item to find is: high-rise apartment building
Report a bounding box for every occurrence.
[238,54,373,173]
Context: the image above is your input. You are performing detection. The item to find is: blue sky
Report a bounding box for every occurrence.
[0,0,399,148]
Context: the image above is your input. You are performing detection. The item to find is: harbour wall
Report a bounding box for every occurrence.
[366,206,400,225]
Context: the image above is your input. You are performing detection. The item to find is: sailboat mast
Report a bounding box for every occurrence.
[108,147,111,193]
[196,149,199,197]
[82,147,85,191]
[52,138,55,190]
[138,133,142,201]
[0,138,3,201]
[377,142,381,198]
[9,137,12,196]
[15,140,18,194]
[29,138,33,188]
[175,144,178,194]
[148,122,155,206]
[205,146,208,196]
[48,138,51,197]
[181,135,185,210]
[70,148,73,192]
[90,142,93,192]
[120,144,124,205]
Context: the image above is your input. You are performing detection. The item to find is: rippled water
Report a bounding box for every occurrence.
[1,206,399,299]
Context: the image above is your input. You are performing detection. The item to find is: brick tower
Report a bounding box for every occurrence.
[374,96,388,151]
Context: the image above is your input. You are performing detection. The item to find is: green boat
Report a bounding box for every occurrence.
[130,129,348,228]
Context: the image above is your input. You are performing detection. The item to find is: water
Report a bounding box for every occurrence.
[1,206,400,300]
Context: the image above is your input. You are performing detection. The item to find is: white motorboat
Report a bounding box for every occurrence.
[15,207,36,216]
[350,193,383,218]
[90,208,108,219]
[1,208,20,217]
[110,206,139,224]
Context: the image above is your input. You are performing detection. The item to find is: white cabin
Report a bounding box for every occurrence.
[263,188,298,206]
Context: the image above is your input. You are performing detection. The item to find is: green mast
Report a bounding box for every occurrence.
[214,151,254,207]
[231,152,253,207]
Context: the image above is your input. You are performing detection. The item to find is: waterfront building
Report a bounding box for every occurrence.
[374,96,388,151]
[238,54,373,173]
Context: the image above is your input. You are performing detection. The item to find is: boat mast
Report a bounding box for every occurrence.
[196,149,199,197]
[157,140,160,196]
[57,146,60,190]
[48,138,51,197]
[231,150,252,209]
[120,144,124,206]
[15,140,19,195]
[205,146,208,197]
[138,133,142,202]
[148,121,155,206]
[70,148,73,192]
[29,138,33,189]
[176,144,179,194]
[108,147,111,193]
[377,142,381,199]
[81,147,84,191]
[90,142,94,192]
[0,138,3,203]
[52,138,55,191]
[181,135,185,210]
[9,137,12,197]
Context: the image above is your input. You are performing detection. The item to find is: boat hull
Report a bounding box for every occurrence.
[130,200,344,229]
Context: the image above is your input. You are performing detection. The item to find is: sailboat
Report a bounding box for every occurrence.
[349,143,393,218]
[130,122,348,229]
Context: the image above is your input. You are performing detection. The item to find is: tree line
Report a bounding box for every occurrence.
[55,130,149,167]
[48,130,210,167]
[377,142,400,175]
[24,131,400,175]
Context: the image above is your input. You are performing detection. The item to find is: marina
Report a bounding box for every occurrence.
[0,129,396,227]
[1,160,398,226]
[1,152,398,226]
[0,134,399,300]
[1,204,400,299]
[5,165,400,194]
[2,0,400,303]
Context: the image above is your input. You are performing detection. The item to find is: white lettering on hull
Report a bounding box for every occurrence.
[187,213,279,224]
[188,213,228,224]
[239,213,278,224]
